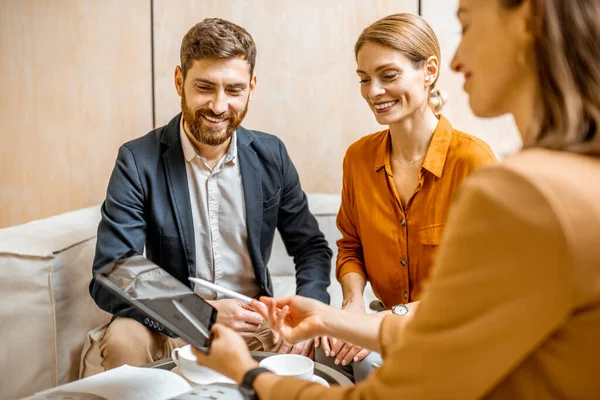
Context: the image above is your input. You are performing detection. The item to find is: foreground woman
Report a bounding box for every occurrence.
[194,1,600,398]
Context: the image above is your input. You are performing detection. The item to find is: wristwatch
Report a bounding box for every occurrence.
[391,304,409,315]
[239,367,271,400]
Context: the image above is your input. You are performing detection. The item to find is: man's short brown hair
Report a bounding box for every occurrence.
[180,18,257,78]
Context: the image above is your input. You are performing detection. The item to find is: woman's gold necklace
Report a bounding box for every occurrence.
[392,155,425,165]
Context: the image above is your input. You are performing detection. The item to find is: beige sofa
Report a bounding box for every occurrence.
[0,194,376,400]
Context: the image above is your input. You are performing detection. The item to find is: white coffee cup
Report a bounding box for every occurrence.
[171,344,234,385]
[258,354,314,380]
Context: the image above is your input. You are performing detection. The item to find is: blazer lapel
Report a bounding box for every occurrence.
[237,127,265,283]
[162,114,196,280]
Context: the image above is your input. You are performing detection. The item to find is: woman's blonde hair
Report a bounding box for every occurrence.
[502,0,600,154]
[355,13,446,114]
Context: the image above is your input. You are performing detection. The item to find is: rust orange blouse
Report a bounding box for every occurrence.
[336,115,497,308]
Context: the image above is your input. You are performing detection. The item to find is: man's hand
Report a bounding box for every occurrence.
[278,338,315,358]
[208,299,263,338]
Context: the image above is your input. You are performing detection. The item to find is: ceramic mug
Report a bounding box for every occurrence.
[258,354,314,380]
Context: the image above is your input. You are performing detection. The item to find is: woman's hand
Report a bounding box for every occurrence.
[278,338,315,359]
[328,300,371,365]
[252,296,334,345]
[192,323,259,384]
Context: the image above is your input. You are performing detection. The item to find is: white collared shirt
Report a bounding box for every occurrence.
[180,118,260,299]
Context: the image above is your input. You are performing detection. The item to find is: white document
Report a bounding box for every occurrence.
[25,365,192,400]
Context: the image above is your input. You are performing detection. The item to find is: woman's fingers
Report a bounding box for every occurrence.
[320,336,332,357]
[334,342,354,366]
[259,296,294,308]
[250,299,269,319]
[330,338,344,357]
[269,299,278,326]
[276,305,291,342]
[341,345,367,366]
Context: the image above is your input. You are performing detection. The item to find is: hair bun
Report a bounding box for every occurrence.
[429,88,447,115]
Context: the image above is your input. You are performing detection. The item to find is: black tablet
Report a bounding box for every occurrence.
[94,255,217,353]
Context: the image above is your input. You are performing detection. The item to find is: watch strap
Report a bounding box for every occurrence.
[240,367,271,400]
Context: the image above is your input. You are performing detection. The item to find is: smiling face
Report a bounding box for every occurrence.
[356,42,436,126]
[451,0,535,120]
[175,56,256,146]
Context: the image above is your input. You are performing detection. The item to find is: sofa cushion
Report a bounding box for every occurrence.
[268,193,341,277]
[268,194,377,309]
[0,206,110,399]
[0,193,377,399]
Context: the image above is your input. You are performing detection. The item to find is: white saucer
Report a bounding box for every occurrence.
[172,366,329,388]
[311,375,330,387]
[171,366,235,386]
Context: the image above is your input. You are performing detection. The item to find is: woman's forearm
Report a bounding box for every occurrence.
[321,308,384,352]
[340,272,367,307]
[319,301,419,352]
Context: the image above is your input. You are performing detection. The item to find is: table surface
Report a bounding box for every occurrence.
[145,351,354,387]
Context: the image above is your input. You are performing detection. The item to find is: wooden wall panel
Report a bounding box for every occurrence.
[0,0,153,228]
[153,0,419,194]
[0,1,520,228]
[423,0,522,157]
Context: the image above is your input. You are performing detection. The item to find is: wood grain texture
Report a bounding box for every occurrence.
[0,0,153,228]
[422,0,522,158]
[152,0,419,194]
[0,1,521,228]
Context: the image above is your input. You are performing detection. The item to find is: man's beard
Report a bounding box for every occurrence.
[181,91,249,146]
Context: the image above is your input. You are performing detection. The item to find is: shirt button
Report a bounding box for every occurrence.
[400,258,407,267]
[401,219,406,227]
[403,291,408,299]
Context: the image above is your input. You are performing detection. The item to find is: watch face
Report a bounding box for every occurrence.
[393,305,408,315]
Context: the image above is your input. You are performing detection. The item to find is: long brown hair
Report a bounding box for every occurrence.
[501,0,600,154]
[355,14,446,114]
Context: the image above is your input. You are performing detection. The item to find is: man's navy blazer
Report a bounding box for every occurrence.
[89,114,332,335]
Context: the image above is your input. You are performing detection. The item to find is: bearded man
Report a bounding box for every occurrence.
[89,18,332,371]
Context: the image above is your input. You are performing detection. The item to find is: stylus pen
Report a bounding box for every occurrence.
[172,299,211,339]
[189,277,254,304]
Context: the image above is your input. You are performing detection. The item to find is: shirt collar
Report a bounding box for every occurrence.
[373,115,453,178]
[421,115,452,178]
[180,117,238,164]
[374,130,391,172]
[180,117,197,162]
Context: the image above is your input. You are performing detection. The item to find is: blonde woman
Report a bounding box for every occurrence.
[193,0,600,398]
[319,13,496,381]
